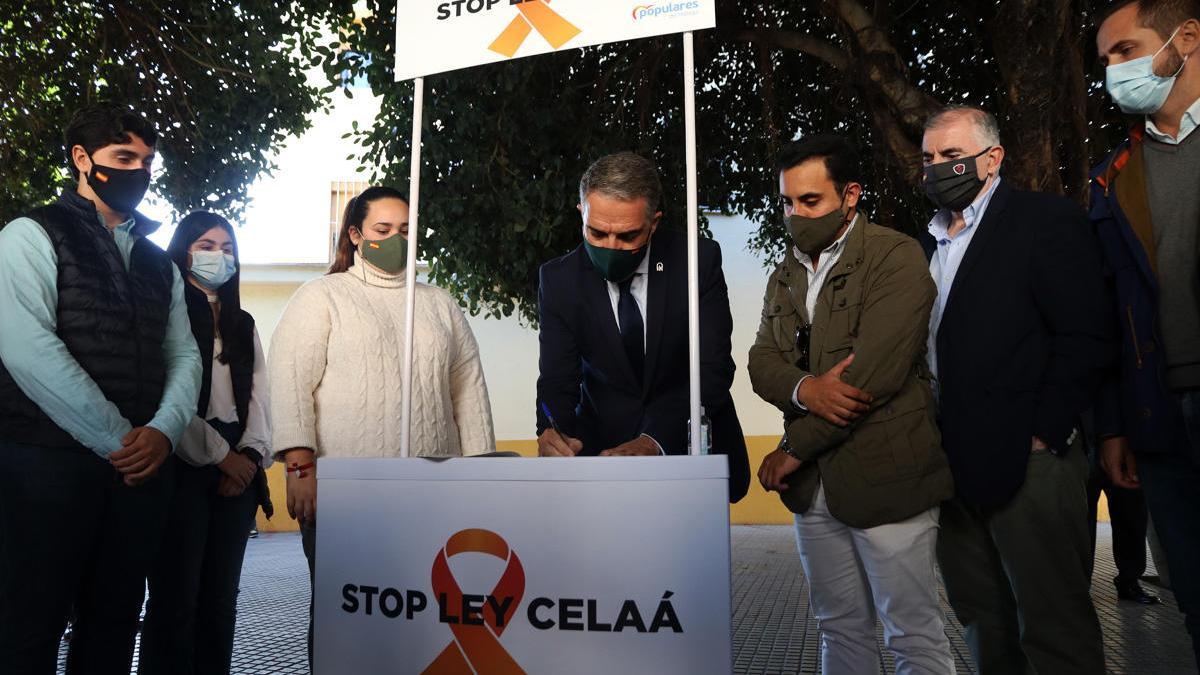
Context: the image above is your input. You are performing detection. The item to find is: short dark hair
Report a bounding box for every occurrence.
[775,134,862,193]
[1100,0,1200,40]
[579,152,663,221]
[63,104,159,178]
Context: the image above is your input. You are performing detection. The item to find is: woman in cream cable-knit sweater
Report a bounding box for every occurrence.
[267,186,494,664]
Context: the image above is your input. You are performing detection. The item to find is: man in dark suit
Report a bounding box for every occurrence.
[535,152,750,502]
[920,107,1114,674]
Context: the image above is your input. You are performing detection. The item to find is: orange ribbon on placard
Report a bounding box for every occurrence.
[422,529,527,675]
[489,0,581,57]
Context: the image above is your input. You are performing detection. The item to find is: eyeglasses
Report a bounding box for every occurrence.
[794,323,812,372]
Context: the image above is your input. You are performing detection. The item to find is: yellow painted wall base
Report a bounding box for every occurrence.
[256,436,1110,532]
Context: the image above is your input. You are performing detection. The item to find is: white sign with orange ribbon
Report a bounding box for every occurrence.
[313,456,732,673]
[394,0,716,81]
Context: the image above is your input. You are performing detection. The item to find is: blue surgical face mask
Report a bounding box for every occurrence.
[190,250,237,291]
[1106,25,1189,115]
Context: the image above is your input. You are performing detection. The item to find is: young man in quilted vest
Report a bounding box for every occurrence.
[0,103,202,674]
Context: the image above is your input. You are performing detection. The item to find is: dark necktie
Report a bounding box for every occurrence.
[617,276,644,384]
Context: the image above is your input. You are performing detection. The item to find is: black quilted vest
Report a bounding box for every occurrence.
[0,191,174,449]
[184,282,255,443]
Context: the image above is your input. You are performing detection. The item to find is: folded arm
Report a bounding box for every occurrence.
[785,240,936,461]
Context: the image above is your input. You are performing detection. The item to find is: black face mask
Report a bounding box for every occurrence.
[922,147,991,212]
[87,159,151,214]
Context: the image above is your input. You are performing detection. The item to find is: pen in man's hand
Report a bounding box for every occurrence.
[541,402,565,438]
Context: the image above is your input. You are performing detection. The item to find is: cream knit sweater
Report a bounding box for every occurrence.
[268,263,495,459]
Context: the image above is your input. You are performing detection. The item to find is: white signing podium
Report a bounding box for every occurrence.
[314,456,732,674]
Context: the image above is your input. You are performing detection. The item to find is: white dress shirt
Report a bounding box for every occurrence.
[790,215,859,408]
[601,245,662,452]
[604,243,651,351]
[176,310,273,469]
[794,215,858,321]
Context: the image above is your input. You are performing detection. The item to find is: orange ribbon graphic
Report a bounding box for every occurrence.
[489,0,581,58]
[422,529,527,675]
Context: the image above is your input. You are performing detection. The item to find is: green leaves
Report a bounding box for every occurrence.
[1,0,1123,328]
[320,0,1126,328]
[0,0,356,219]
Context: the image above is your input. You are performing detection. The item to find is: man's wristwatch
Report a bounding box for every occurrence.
[780,436,804,462]
[1048,428,1079,457]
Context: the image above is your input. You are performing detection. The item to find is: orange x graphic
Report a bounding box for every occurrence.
[489,0,581,57]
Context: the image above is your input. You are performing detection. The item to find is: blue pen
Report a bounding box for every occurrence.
[540,402,564,438]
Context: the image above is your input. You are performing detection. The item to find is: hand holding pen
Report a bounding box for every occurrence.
[538,402,583,457]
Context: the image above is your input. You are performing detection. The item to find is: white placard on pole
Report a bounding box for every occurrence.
[314,456,732,673]
[394,0,717,81]
[393,2,715,458]
[399,76,425,458]
[682,31,701,455]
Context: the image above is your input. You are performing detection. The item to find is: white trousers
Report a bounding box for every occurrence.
[793,484,955,675]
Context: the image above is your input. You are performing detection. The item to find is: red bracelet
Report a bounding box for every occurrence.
[286,461,315,478]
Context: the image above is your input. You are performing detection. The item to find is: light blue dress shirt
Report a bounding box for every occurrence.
[0,213,201,457]
[1145,95,1200,145]
[926,177,1003,392]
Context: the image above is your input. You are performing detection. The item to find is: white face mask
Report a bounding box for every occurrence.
[1106,25,1189,115]
[190,250,237,291]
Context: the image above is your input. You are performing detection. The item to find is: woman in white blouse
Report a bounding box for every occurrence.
[139,212,273,675]
[269,186,495,664]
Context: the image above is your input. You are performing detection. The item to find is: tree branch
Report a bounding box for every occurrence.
[723,28,850,71]
[823,0,941,131]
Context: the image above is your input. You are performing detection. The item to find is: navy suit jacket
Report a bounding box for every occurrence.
[536,228,750,502]
[921,182,1115,508]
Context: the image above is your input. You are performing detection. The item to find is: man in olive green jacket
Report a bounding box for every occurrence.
[749,135,954,675]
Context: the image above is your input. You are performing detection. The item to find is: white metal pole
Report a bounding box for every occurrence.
[683,32,701,456]
[400,76,424,458]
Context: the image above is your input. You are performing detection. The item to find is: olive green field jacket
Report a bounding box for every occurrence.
[748,216,954,529]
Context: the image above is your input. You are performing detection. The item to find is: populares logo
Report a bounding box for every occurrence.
[422,529,527,675]
[631,1,702,20]
[489,0,581,58]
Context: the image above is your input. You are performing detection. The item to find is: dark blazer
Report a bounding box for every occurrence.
[536,228,751,502]
[924,181,1115,508]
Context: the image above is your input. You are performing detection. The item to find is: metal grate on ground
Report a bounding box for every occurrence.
[58,524,1195,674]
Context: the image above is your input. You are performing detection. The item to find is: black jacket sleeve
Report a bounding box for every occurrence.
[535,262,582,439]
[1031,199,1117,450]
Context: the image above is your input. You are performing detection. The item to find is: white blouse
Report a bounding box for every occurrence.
[175,317,272,469]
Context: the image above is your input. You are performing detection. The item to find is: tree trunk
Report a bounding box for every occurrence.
[991,0,1090,199]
